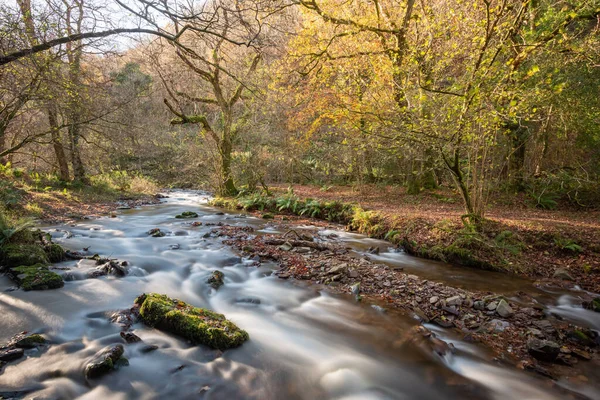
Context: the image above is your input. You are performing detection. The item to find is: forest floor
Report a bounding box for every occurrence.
[0,173,160,223]
[268,184,600,292]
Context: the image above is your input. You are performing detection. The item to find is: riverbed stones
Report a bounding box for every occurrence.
[527,338,560,362]
[84,344,127,379]
[487,301,498,311]
[430,296,439,304]
[134,293,249,350]
[496,299,513,318]
[446,296,462,306]
[207,271,225,289]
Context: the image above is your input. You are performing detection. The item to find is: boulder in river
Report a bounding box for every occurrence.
[134,293,249,350]
[2,244,49,268]
[84,344,127,379]
[10,333,47,348]
[147,228,166,238]
[8,264,64,290]
[175,211,198,219]
[207,271,225,289]
[527,338,560,362]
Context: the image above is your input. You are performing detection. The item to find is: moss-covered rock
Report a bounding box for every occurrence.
[84,344,126,379]
[10,264,64,290]
[2,244,49,268]
[45,243,66,262]
[134,293,249,350]
[207,270,225,289]
[11,333,46,348]
[175,211,199,219]
[147,228,166,237]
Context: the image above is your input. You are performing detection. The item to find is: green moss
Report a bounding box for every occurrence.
[14,333,46,348]
[45,243,66,262]
[135,293,249,350]
[2,244,49,268]
[175,211,199,219]
[10,264,64,290]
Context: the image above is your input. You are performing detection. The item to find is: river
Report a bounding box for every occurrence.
[0,190,598,399]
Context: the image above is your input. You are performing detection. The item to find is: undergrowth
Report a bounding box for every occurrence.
[210,190,532,273]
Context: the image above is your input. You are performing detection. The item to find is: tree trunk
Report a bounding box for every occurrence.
[219,113,237,196]
[48,106,70,181]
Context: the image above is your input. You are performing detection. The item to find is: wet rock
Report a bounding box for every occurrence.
[140,344,159,353]
[350,282,360,295]
[207,271,225,289]
[8,264,64,290]
[533,320,556,336]
[446,296,462,306]
[433,317,454,328]
[413,307,429,322]
[120,332,141,343]
[486,301,498,311]
[10,333,46,348]
[96,260,127,277]
[0,348,24,362]
[84,344,126,379]
[147,228,165,238]
[583,298,600,313]
[215,212,225,216]
[261,213,274,219]
[527,338,560,362]
[134,293,249,350]
[235,297,261,305]
[367,247,380,255]
[496,299,513,318]
[567,328,597,347]
[327,264,347,275]
[552,268,574,281]
[474,301,485,311]
[429,296,439,304]
[175,211,199,219]
[371,305,386,313]
[169,244,181,250]
[442,305,459,316]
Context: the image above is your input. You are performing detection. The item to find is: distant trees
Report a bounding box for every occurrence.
[285,0,600,220]
[0,0,598,211]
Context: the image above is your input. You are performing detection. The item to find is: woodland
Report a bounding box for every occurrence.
[1,1,600,396]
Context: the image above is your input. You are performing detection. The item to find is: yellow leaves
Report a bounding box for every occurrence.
[526,66,540,77]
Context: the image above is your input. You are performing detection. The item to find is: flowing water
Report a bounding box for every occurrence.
[0,191,598,399]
